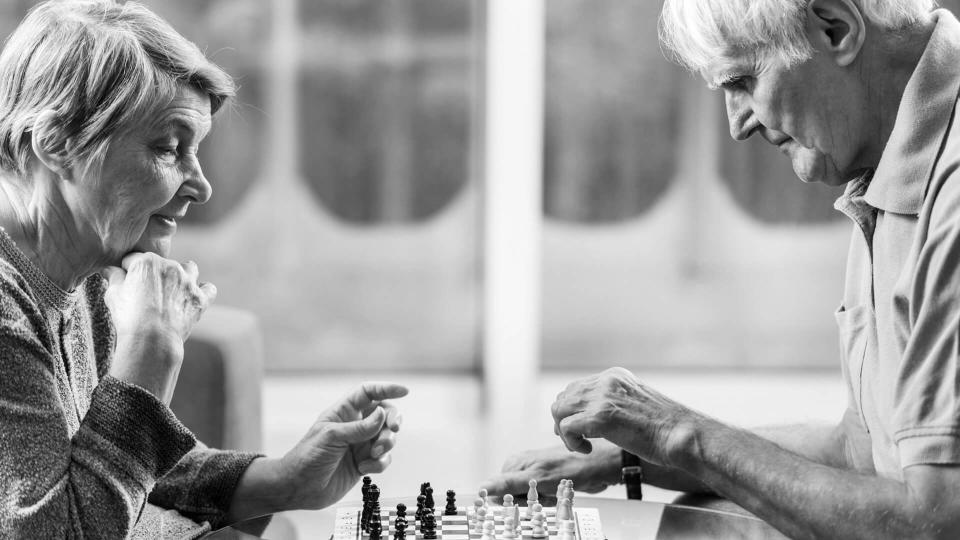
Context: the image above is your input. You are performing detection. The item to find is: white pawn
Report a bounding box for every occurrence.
[503,516,517,539]
[559,519,576,540]
[525,479,539,518]
[478,488,488,502]
[475,505,487,534]
[481,519,496,540]
[530,513,547,539]
[502,493,514,511]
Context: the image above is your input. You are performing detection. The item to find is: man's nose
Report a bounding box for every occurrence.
[725,92,758,141]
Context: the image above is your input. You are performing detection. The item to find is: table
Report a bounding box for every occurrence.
[204,496,789,540]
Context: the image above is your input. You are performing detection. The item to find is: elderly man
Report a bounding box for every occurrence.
[483,0,960,538]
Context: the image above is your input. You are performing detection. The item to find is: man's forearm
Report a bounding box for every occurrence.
[677,418,925,540]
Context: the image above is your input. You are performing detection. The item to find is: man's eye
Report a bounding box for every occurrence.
[157,146,178,159]
[723,76,748,91]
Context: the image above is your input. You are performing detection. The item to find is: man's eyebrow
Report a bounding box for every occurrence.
[154,117,210,139]
[707,73,737,91]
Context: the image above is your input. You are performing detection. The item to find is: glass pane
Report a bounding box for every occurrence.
[297,0,474,224]
[544,0,680,223]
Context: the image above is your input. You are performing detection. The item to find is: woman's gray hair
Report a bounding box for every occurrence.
[0,0,235,176]
[659,0,937,73]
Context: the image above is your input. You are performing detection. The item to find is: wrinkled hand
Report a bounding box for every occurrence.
[552,367,700,468]
[103,252,217,346]
[479,443,622,497]
[281,382,409,510]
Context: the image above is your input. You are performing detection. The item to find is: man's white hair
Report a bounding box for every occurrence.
[659,0,937,73]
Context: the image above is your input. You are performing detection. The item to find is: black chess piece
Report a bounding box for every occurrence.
[394,507,408,540]
[369,500,383,540]
[421,511,437,539]
[364,485,381,533]
[416,494,426,521]
[444,490,457,516]
[360,481,373,532]
[425,486,435,510]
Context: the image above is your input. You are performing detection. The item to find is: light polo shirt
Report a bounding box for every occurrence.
[834,9,960,479]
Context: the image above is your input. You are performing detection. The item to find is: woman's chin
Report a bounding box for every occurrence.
[132,236,173,257]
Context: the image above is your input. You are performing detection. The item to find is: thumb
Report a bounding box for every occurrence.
[332,407,386,444]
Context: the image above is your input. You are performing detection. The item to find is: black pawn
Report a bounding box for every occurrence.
[396,503,407,519]
[415,494,426,521]
[444,490,457,516]
[421,512,437,540]
[394,508,407,540]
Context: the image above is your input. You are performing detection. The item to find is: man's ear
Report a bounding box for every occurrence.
[30,110,74,180]
[806,0,866,67]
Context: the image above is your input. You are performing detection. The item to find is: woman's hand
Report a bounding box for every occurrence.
[102,252,217,402]
[279,382,409,510]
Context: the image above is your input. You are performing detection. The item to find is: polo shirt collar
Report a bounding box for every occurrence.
[865,10,960,215]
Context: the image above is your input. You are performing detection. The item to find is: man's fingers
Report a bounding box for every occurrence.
[383,402,402,432]
[479,470,534,496]
[558,413,596,454]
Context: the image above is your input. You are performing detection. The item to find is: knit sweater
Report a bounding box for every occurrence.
[0,230,260,539]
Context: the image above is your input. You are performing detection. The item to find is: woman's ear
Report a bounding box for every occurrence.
[30,110,74,180]
[806,0,866,67]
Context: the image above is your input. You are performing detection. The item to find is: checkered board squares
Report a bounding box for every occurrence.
[333,507,605,540]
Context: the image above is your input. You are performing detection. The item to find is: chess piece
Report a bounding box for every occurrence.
[503,493,514,509]
[444,490,457,516]
[556,479,567,503]
[559,519,576,540]
[365,485,381,533]
[503,515,517,539]
[425,486,435,510]
[394,508,408,540]
[416,494,426,522]
[526,479,539,518]
[421,511,437,539]
[369,501,383,540]
[530,512,547,539]
[556,496,570,520]
[475,505,487,534]
[480,519,495,540]
[478,487,488,502]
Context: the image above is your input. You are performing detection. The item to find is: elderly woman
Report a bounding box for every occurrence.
[0,1,407,537]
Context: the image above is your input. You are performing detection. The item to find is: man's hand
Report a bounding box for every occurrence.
[551,367,703,467]
[278,382,409,510]
[479,443,622,497]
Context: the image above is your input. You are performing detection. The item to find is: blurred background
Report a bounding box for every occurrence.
[5,0,960,535]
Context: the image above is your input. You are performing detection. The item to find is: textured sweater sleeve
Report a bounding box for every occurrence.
[0,280,197,539]
[148,444,262,529]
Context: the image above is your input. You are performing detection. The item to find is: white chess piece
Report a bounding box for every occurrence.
[559,519,576,540]
[503,516,517,539]
[555,479,567,503]
[475,505,487,535]
[481,519,496,540]
[530,512,547,539]
[525,480,539,518]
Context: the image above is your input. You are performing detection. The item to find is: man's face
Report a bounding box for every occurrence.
[703,49,863,186]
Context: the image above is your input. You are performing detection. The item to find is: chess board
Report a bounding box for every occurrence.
[333,506,605,540]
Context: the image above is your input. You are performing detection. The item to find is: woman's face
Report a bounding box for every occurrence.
[74,85,213,261]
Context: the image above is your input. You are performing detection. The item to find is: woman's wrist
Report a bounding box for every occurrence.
[226,457,294,523]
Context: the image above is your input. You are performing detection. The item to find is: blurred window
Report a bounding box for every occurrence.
[297,0,476,224]
[544,0,680,223]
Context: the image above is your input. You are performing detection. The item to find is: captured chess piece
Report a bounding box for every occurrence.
[444,490,457,516]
